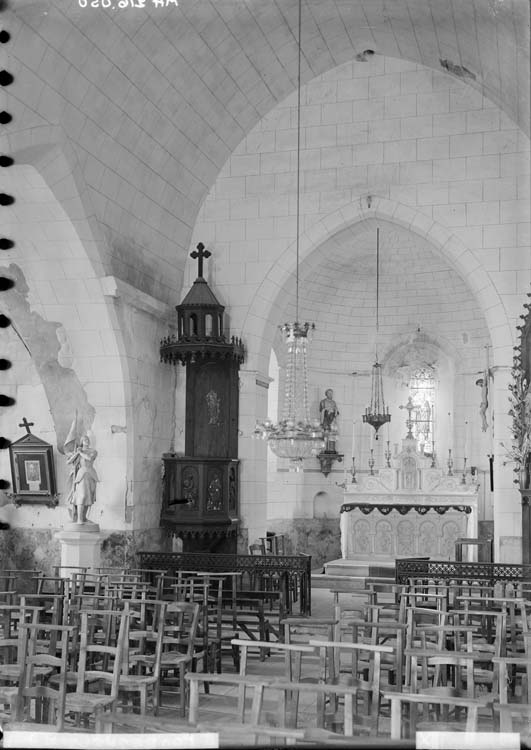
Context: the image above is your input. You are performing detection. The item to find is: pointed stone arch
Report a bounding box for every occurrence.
[242,196,512,375]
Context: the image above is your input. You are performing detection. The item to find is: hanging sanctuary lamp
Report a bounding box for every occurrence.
[362,228,391,440]
[253,0,325,468]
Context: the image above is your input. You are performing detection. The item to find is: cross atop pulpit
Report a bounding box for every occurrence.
[399,397,415,438]
[18,417,34,434]
[191,243,211,279]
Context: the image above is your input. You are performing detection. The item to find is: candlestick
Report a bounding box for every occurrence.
[461,457,467,484]
[351,456,357,484]
[447,448,453,476]
[431,441,436,468]
[448,412,451,459]
[385,441,391,468]
[368,448,375,476]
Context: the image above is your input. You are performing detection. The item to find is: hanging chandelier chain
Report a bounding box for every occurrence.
[253,0,324,467]
[375,226,380,358]
[295,0,302,324]
[362,226,391,439]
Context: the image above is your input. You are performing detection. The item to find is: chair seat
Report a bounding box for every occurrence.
[0,664,52,680]
[160,652,193,668]
[119,673,157,688]
[65,691,117,712]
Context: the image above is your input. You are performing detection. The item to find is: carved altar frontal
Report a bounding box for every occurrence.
[340,436,479,563]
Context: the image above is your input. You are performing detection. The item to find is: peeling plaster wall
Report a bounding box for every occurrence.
[1,263,96,446]
[0,165,131,535]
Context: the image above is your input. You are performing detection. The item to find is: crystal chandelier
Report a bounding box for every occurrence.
[254,0,325,468]
[362,228,391,440]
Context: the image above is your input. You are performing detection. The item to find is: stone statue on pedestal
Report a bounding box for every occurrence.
[66,435,98,524]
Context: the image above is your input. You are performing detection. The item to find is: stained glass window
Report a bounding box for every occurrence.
[408,366,435,455]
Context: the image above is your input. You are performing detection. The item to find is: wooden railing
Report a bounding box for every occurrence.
[138,550,312,615]
[395,557,531,588]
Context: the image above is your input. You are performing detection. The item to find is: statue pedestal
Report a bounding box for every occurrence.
[55,523,103,575]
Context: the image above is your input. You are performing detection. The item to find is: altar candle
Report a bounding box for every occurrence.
[370,429,373,450]
[448,411,451,456]
[464,420,468,459]
[352,419,356,456]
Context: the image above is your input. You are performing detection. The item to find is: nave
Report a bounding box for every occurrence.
[0,559,530,748]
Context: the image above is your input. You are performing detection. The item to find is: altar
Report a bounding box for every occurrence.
[340,434,479,564]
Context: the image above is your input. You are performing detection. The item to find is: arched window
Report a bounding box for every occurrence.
[189,313,198,336]
[408,365,435,455]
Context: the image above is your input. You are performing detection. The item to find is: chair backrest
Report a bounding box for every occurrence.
[75,604,129,699]
[122,600,168,678]
[164,601,200,660]
[14,622,75,730]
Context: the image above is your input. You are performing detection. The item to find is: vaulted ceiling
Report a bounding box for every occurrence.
[6,0,530,302]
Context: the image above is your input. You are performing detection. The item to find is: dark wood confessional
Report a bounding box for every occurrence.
[160,244,244,552]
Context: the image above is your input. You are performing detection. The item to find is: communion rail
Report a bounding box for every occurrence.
[396,557,531,591]
[138,550,312,615]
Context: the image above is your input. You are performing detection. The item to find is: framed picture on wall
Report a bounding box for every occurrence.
[9,428,58,506]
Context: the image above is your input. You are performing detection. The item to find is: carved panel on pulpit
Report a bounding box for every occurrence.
[182,466,198,508]
[206,469,223,512]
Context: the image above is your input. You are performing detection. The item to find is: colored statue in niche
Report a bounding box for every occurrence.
[66,435,98,523]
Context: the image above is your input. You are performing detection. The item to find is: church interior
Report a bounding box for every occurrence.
[0,0,530,743]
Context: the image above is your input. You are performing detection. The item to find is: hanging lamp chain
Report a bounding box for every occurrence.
[295,0,302,324]
[375,225,379,361]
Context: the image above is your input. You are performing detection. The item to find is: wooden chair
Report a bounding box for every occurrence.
[0,604,44,716]
[157,600,201,716]
[63,604,129,732]
[383,689,491,739]
[309,639,394,735]
[492,654,531,709]
[232,638,318,727]
[346,615,407,691]
[8,622,75,731]
[186,671,373,740]
[118,599,168,715]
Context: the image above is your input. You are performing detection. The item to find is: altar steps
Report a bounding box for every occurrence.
[311,558,396,591]
[323,557,396,579]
